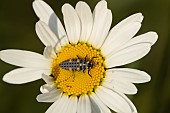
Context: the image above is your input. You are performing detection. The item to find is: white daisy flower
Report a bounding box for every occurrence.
[0,0,158,113]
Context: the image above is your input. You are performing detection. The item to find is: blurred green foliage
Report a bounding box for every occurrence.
[0,0,170,113]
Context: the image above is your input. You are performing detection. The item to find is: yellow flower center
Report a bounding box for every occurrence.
[52,43,105,96]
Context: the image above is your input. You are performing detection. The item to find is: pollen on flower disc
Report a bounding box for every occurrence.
[52,43,106,96]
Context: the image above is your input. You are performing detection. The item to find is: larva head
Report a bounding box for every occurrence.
[87,61,93,69]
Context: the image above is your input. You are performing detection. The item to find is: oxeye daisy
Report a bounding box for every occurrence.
[0,0,158,113]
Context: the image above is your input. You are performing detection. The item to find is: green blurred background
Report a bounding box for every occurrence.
[0,0,169,113]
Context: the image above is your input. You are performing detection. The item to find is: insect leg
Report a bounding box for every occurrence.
[84,55,87,60]
[83,68,86,73]
[88,69,92,78]
[72,72,75,80]
[90,56,97,63]
[68,70,75,81]
[76,55,80,59]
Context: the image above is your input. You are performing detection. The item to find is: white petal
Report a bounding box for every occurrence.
[43,46,57,59]
[54,42,62,53]
[75,1,93,42]
[33,0,69,46]
[90,95,101,113]
[94,0,107,11]
[36,21,61,47]
[106,68,151,83]
[33,0,54,25]
[40,84,56,93]
[77,94,91,113]
[113,13,143,31]
[101,22,141,56]
[95,86,132,113]
[62,4,80,44]
[118,93,137,113]
[45,94,69,113]
[90,92,111,113]
[88,1,112,48]
[0,49,50,68]
[124,32,158,47]
[60,96,78,113]
[105,43,151,68]
[103,79,138,95]
[37,88,62,103]
[3,68,50,84]
[42,74,54,84]
[104,32,157,67]
[65,96,78,113]
[101,13,144,56]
